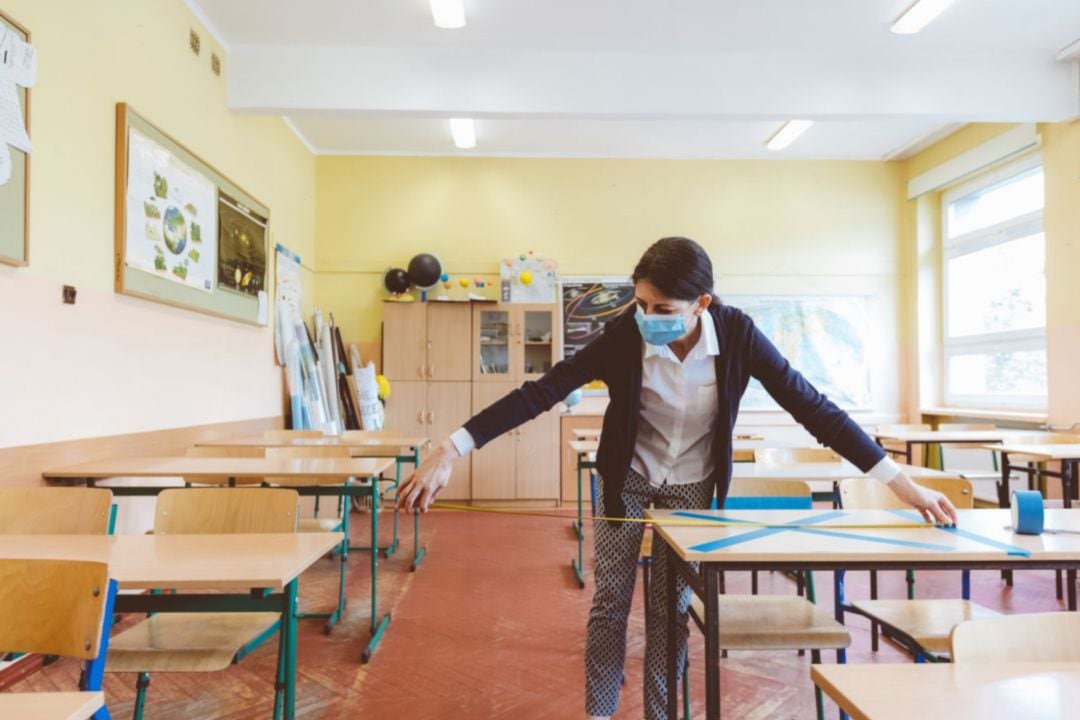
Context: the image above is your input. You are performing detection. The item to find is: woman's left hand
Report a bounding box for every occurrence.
[886,472,959,525]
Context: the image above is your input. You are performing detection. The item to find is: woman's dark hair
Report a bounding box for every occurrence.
[631,237,721,304]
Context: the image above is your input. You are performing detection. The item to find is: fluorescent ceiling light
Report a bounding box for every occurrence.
[765,120,814,151]
[429,0,466,29]
[449,118,476,149]
[891,0,956,35]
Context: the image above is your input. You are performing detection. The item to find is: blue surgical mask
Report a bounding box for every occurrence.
[635,306,688,346]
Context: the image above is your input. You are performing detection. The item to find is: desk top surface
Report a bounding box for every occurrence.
[983,443,1080,460]
[646,508,1080,563]
[0,532,343,590]
[196,435,430,452]
[42,456,395,482]
[811,662,1080,720]
[872,429,1030,443]
[0,691,106,720]
[731,461,953,481]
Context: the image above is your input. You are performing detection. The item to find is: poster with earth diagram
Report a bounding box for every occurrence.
[124,127,217,291]
[217,191,267,297]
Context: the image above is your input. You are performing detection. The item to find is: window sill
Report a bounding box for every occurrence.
[920,406,1047,424]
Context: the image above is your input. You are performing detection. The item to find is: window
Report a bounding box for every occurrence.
[942,155,1046,410]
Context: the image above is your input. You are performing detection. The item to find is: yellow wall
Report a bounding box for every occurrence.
[900,121,1080,422]
[315,155,908,416]
[0,0,315,447]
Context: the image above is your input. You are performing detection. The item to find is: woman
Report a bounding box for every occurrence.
[398,237,957,720]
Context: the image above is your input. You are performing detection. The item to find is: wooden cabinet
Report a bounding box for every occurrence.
[382,300,561,504]
[384,380,472,500]
[473,303,559,383]
[383,301,471,382]
[471,382,560,502]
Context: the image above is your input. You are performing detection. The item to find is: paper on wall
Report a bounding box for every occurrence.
[0,141,10,185]
[257,290,268,325]
[0,78,30,154]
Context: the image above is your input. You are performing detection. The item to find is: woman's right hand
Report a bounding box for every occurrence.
[397,439,458,512]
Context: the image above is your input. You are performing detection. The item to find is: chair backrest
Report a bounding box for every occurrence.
[154,488,299,534]
[186,445,266,458]
[725,478,813,510]
[0,558,111,658]
[839,477,973,510]
[1007,433,1080,463]
[0,488,113,534]
[264,429,324,442]
[754,448,840,465]
[950,612,1080,662]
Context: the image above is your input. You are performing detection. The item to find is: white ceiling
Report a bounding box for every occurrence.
[191,0,1080,159]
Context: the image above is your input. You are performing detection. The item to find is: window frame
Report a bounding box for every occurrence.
[940,153,1047,411]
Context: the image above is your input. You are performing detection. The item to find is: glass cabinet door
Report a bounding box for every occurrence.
[477,309,511,379]
[522,309,555,378]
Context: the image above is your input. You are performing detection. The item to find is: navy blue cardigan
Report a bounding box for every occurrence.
[463,304,886,517]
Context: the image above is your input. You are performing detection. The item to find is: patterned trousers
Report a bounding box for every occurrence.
[584,468,714,719]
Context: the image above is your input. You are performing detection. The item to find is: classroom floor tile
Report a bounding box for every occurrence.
[7,506,1072,718]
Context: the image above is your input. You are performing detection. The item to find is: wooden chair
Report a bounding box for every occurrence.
[687,479,848,720]
[106,488,298,720]
[263,429,324,442]
[754,447,842,500]
[935,424,1003,489]
[950,612,1080,662]
[0,558,116,720]
[839,476,999,661]
[0,487,113,534]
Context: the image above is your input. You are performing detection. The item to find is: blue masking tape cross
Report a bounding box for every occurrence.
[676,510,847,553]
[888,509,1031,558]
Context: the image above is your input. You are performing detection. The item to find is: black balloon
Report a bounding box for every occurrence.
[383,267,411,294]
[407,253,443,289]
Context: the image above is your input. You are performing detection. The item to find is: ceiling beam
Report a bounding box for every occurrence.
[227,46,1079,122]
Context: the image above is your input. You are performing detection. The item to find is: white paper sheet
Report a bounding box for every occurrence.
[13,38,36,88]
[0,140,10,186]
[0,79,30,154]
[257,290,268,325]
[124,127,217,291]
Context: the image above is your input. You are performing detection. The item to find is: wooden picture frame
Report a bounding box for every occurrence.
[0,9,30,267]
[114,103,270,325]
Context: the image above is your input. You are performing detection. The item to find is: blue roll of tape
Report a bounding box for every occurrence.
[1011,490,1045,535]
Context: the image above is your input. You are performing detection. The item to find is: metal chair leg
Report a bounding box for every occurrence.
[132,673,150,720]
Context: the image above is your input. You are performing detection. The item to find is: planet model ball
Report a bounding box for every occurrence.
[565,388,583,408]
[520,271,534,286]
[382,267,411,295]
[407,253,443,289]
[440,273,450,283]
[459,278,469,288]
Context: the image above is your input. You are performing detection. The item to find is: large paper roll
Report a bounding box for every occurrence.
[1010,490,1044,535]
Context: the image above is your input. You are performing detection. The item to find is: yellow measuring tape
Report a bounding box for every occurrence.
[427,502,934,530]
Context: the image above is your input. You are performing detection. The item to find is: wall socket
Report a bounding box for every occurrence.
[62,285,77,304]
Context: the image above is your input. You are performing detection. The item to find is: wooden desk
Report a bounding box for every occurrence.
[872,429,1028,465]
[0,691,105,720]
[0,533,342,720]
[42,457,396,663]
[571,427,601,440]
[811,662,1080,720]
[645,507,1080,719]
[732,461,955,483]
[983,443,1080,509]
[195,436,432,569]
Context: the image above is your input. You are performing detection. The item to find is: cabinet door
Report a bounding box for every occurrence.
[517,409,560,500]
[519,304,557,381]
[383,380,428,437]
[473,305,514,383]
[427,382,472,500]
[427,303,472,381]
[470,382,517,499]
[382,302,428,382]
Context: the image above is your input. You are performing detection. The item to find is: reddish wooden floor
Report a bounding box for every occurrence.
[10,506,1071,718]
